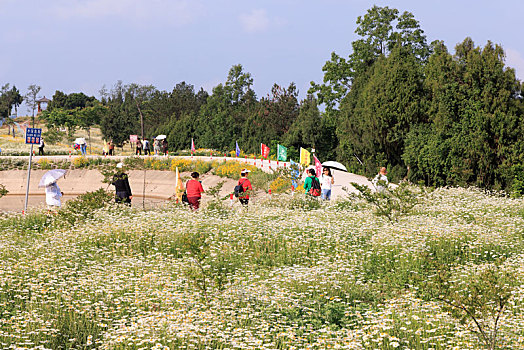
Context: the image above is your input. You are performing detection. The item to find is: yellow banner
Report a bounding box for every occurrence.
[300,147,311,167]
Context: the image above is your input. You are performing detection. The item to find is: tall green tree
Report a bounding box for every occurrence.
[99,81,140,146]
[309,5,429,113]
[403,38,524,189]
[242,83,299,153]
[25,84,41,127]
[337,43,426,178]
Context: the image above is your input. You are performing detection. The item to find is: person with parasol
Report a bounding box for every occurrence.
[39,169,67,209]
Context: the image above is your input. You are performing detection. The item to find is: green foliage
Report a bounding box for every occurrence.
[511,164,524,198]
[53,189,114,227]
[405,39,524,190]
[0,184,7,198]
[0,84,23,119]
[265,194,322,211]
[309,5,428,112]
[337,43,425,176]
[42,127,65,145]
[351,181,422,222]
[426,264,517,350]
[0,212,50,235]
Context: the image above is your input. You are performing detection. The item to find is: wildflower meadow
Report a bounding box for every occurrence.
[0,186,524,349]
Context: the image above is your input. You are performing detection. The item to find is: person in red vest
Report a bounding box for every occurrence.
[238,169,253,206]
[186,171,204,210]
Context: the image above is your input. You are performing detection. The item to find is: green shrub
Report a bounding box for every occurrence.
[42,128,65,145]
[0,184,7,198]
[511,164,524,198]
[54,188,114,227]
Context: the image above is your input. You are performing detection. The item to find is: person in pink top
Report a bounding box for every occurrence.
[185,172,204,210]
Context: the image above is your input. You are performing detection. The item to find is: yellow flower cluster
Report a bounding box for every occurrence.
[72,156,90,168]
[37,157,53,170]
[170,158,193,172]
[213,161,257,179]
[269,176,292,194]
[143,157,168,170]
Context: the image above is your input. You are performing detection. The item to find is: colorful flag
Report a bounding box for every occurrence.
[261,143,270,159]
[277,144,287,161]
[236,141,240,157]
[191,138,195,153]
[289,159,300,188]
[313,154,322,178]
[300,147,311,167]
[175,167,185,202]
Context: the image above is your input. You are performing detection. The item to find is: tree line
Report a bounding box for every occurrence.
[2,5,523,191]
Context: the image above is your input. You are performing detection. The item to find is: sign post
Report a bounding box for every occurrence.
[23,128,42,213]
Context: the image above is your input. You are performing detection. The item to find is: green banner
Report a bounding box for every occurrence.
[277,144,287,161]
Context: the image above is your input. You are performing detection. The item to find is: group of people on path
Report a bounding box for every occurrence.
[135,138,168,156]
[44,161,388,211]
[183,168,252,211]
[303,167,335,200]
[102,140,115,156]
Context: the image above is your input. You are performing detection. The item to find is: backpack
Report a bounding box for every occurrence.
[234,179,246,197]
[308,177,321,197]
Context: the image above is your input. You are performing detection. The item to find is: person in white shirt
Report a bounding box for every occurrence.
[372,167,389,193]
[320,167,334,200]
[45,181,63,208]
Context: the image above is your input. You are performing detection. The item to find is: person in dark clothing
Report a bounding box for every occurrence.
[162,139,168,156]
[38,138,45,156]
[136,138,142,155]
[111,162,133,205]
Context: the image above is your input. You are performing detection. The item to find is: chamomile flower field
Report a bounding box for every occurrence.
[1,187,524,349]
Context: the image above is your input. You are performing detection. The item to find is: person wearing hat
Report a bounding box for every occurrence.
[111,162,133,205]
[238,169,253,206]
[372,167,388,193]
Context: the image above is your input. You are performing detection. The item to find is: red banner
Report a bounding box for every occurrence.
[313,155,322,178]
[261,143,270,159]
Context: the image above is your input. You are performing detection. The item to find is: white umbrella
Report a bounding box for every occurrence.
[322,161,348,172]
[38,169,67,188]
[74,137,86,144]
[155,135,167,140]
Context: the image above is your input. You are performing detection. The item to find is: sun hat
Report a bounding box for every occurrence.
[241,169,251,173]
[116,162,123,168]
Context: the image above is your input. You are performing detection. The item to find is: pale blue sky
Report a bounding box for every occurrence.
[0,0,522,113]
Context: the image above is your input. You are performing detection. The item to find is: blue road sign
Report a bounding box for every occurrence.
[25,128,42,145]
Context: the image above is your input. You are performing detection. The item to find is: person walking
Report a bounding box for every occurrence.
[38,137,45,156]
[142,138,150,156]
[111,162,133,205]
[304,168,321,197]
[45,181,63,209]
[185,171,204,210]
[162,139,169,156]
[102,140,109,156]
[154,139,161,156]
[80,140,87,156]
[372,167,389,193]
[320,167,334,200]
[237,169,253,206]
[108,140,115,156]
[135,138,142,155]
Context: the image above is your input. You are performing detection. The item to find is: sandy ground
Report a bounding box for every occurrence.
[0,157,374,212]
